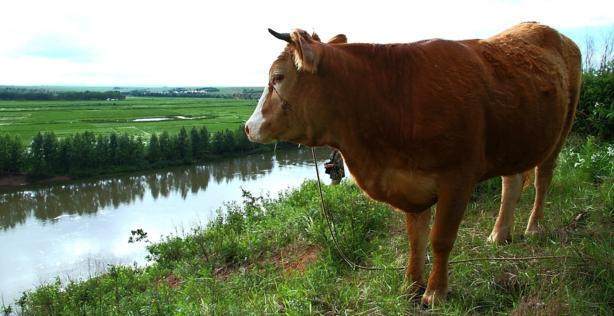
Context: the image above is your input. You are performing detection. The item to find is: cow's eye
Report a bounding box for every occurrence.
[271,74,284,84]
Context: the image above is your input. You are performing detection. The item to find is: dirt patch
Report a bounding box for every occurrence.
[211,243,321,280]
[156,273,182,288]
[511,296,568,316]
[274,244,320,273]
[164,273,182,288]
[213,265,243,280]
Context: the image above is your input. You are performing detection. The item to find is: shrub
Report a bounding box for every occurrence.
[575,62,614,140]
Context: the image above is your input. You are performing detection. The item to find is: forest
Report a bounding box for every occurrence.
[0,125,284,178]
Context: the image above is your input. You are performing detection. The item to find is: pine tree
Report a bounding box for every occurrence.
[117,133,131,164]
[134,136,146,165]
[177,127,192,162]
[42,132,59,173]
[147,133,161,162]
[82,131,97,168]
[9,136,24,173]
[234,125,251,152]
[95,134,109,167]
[211,131,225,154]
[0,135,8,174]
[199,126,210,157]
[30,132,47,176]
[159,131,172,161]
[58,137,72,173]
[223,129,235,153]
[190,127,202,160]
[109,132,119,165]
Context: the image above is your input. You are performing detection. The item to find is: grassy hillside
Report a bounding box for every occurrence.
[9,136,612,315]
[0,97,255,141]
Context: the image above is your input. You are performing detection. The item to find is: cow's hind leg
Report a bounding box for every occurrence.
[525,122,570,235]
[525,161,555,235]
[404,209,431,298]
[526,74,579,234]
[488,174,523,244]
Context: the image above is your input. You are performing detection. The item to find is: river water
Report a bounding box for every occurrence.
[0,148,333,304]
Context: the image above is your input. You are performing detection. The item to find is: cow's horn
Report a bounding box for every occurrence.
[268,28,292,43]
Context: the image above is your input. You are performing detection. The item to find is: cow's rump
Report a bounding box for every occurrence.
[468,22,581,177]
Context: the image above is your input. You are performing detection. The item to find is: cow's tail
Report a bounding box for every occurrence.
[521,168,535,190]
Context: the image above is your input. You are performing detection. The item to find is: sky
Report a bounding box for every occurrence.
[0,0,613,87]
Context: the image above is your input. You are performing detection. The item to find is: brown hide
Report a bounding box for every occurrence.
[292,22,580,212]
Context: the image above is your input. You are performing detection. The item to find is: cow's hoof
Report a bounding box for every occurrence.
[421,287,447,306]
[487,229,511,244]
[524,225,543,236]
[404,282,426,302]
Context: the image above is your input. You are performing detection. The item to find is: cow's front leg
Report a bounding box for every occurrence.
[422,181,474,306]
[404,208,431,299]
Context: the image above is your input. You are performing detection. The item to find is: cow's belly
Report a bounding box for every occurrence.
[357,168,438,212]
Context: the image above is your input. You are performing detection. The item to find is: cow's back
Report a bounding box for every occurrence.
[471,22,581,176]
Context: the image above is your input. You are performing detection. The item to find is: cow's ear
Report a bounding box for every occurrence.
[290,29,321,73]
[312,32,321,42]
[328,34,347,44]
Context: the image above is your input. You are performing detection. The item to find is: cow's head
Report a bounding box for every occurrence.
[245,29,347,145]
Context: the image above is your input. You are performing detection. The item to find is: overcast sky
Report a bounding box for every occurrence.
[1,0,613,87]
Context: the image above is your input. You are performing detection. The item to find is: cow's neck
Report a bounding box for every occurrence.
[317,44,418,172]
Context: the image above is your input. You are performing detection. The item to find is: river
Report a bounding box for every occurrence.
[0,148,334,304]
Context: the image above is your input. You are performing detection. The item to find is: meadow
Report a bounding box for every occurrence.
[9,136,613,315]
[0,97,256,141]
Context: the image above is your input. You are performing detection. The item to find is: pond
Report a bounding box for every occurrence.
[0,148,336,303]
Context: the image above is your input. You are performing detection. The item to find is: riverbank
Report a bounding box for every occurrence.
[0,144,293,190]
[7,138,613,314]
[0,174,72,187]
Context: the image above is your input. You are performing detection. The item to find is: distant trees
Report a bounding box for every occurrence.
[0,88,125,101]
[125,88,260,99]
[0,124,274,178]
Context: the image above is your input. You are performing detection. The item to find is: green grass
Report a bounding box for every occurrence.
[9,137,613,315]
[0,97,256,141]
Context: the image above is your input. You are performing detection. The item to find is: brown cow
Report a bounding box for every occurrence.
[245,22,581,305]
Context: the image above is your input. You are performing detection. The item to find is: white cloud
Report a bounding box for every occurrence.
[0,0,613,86]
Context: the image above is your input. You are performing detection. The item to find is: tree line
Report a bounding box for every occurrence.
[0,125,284,178]
[126,90,260,100]
[0,88,125,101]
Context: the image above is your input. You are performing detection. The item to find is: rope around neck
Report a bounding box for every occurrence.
[311,147,395,270]
[309,147,569,270]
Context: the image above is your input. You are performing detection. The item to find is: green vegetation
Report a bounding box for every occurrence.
[0,97,255,141]
[0,125,281,178]
[0,87,125,101]
[577,62,614,140]
[7,136,612,314]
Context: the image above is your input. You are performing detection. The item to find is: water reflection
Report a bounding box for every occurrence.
[0,148,331,304]
[0,149,325,231]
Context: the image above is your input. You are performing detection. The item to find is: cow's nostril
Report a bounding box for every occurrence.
[244,125,250,136]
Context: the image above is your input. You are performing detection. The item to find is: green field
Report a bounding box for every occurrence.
[0,97,257,141]
[13,137,613,314]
